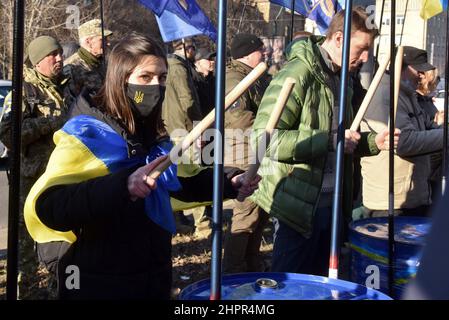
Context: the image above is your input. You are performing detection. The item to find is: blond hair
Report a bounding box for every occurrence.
[417,69,439,96]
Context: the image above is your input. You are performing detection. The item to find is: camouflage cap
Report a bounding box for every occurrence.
[78,19,113,39]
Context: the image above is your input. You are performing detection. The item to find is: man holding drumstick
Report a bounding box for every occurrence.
[361,46,446,218]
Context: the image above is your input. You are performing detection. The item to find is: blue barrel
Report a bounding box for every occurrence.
[179,272,391,300]
[349,217,431,299]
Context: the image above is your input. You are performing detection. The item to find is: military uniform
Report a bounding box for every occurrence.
[63,48,106,96]
[224,60,270,170]
[63,19,112,96]
[162,52,206,233]
[223,59,270,274]
[0,66,73,299]
[163,54,203,139]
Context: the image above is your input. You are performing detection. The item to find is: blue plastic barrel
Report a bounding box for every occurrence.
[349,217,431,299]
[179,272,391,300]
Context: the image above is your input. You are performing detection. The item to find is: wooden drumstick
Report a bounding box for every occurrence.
[147,62,268,181]
[236,77,296,201]
[350,51,391,131]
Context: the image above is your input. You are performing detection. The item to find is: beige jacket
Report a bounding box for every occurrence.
[361,74,443,210]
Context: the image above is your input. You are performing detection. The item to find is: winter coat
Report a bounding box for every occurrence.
[27,91,238,299]
[224,59,269,170]
[361,74,444,210]
[250,36,379,237]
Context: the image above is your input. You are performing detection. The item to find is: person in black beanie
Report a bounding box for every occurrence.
[222,34,271,274]
[230,34,268,62]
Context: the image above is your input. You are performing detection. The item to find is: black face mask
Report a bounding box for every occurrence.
[127,84,165,118]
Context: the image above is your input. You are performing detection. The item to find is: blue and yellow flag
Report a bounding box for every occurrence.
[138,0,217,42]
[270,0,341,34]
[420,0,448,20]
[24,115,182,244]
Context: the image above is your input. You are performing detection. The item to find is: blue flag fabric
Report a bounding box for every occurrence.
[270,0,341,34]
[155,10,204,42]
[145,142,182,235]
[139,0,217,42]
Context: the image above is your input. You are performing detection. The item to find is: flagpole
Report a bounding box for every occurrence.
[388,0,397,298]
[290,0,295,42]
[442,5,449,195]
[7,0,25,300]
[237,1,247,33]
[99,0,106,67]
[328,0,353,280]
[182,38,188,62]
[374,0,386,69]
[398,0,409,46]
[210,0,227,301]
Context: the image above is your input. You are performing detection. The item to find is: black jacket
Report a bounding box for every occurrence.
[35,91,238,299]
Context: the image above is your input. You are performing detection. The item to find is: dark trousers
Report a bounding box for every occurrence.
[271,206,332,276]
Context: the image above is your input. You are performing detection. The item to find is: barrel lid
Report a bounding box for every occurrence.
[179,272,392,300]
[350,217,431,245]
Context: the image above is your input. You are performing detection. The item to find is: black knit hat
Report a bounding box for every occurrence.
[230,34,264,59]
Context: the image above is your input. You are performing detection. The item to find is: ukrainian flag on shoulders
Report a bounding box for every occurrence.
[420,0,448,20]
[24,115,208,244]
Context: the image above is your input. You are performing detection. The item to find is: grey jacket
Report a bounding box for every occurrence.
[361,73,444,210]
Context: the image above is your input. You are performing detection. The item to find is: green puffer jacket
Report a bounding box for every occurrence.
[250,36,379,238]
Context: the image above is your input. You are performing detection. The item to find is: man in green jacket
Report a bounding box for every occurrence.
[250,7,394,275]
[0,36,73,298]
[222,34,270,273]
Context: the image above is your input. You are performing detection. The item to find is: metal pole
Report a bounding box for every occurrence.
[210,0,226,301]
[442,7,449,195]
[388,0,397,298]
[374,0,386,68]
[290,0,295,42]
[99,0,106,67]
[398,0,409,46]
[7,0,25,300]
[328,0,353,280]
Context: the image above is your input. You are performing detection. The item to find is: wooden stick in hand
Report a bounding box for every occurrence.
[236,77,296,201]
[147,62,268,181]
[350,51,391,132]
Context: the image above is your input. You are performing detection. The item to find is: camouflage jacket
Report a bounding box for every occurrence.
[63,47,105,96]
[224,60,269,170]
[0,66,73,179]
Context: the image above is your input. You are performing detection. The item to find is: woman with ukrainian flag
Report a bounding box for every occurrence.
[23,33,260,300]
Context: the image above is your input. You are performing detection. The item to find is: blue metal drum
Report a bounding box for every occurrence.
[179,272,391,300]
[349,217,431,299]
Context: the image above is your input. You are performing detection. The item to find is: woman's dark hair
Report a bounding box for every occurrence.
[95,33,167,135]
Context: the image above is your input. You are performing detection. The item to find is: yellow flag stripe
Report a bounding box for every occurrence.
[24,130,110,243]
[420,0,443,20]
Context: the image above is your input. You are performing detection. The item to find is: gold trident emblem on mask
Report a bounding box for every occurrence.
[134,91,144,104]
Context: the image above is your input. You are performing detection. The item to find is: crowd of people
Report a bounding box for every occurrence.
[0,5,447,300]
